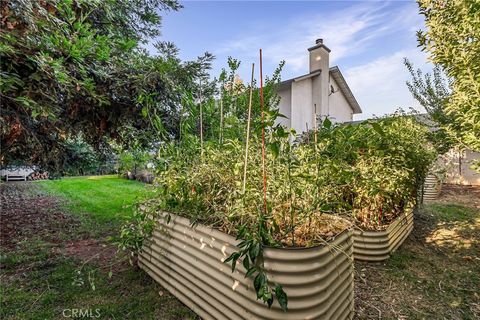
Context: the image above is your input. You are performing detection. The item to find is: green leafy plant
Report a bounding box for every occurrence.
[117,199,159,264]
[416,0,480,163]
[120,59,436,311]
[1,0,212,172]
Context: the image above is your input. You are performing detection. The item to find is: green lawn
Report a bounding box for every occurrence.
[1,177,196,320]
[2,179,478,319]
[37,175,152,223]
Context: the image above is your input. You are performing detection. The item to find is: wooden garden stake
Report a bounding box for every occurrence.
[313,103,318,150]
[219,91,224,144]
[259,49,267,215]
[219,77,225,144]
[242,63,255,193]
[199,80,204,157]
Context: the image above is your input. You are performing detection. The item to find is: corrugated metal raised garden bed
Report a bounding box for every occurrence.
[353,209,414,262]
[139,213,354,320]
[423,174,442,201]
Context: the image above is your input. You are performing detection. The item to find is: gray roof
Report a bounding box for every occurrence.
[277,67,362,114]
[277,70,321,91]
[344,113,439,131]
[329,66,362,114]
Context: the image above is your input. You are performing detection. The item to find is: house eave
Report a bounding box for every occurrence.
[277,70,321,91]
[329,66,362,114]
[277,67,362,115]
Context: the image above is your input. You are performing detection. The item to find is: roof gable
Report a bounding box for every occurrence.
[277,67,362,114]
[329,66,362,114]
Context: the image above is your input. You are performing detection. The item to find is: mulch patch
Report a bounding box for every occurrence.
[437,183,480,209]
[0,182,80,250]
[0,182,125,270]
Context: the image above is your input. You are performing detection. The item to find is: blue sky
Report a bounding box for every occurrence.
[152,0,432,120]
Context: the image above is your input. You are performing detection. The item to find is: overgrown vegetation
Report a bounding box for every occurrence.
[61,138,116,177]
[416,0,480,159]
[119,61,436,310]
[0,0,212,172]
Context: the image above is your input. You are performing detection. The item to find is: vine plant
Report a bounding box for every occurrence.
[224,223,288,311]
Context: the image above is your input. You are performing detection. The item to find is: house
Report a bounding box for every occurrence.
[277,39,362,134]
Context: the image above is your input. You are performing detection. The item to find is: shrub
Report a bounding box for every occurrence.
[62,138,116,176]
[309,115,436,229]
[117,147,154,180]
[119,61,436,309]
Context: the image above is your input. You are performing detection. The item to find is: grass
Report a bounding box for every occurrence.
[2,179,478,319]
[1,239,196,320]
[1,178,196,320]
[355,185,480,319]
[37,175,152,223]
[423,203,478,223]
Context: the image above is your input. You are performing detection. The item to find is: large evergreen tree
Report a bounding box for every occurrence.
[1,0,213,170]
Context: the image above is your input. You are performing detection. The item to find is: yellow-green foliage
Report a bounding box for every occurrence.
[155,114,436,241]
[417,0,480,153]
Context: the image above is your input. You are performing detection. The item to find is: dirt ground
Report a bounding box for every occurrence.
[0,182,197,319]
[354,184,480,320]
[1,182,479,319]
[0,183,78,250]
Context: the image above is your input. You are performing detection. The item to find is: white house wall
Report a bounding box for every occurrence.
[291,78,314,135]
[277,87,292,129]
[328,77,353,123]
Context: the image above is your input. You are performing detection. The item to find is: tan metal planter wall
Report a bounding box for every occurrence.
[423,174,442,201]
[139,213,354,320]
[353,209,413,262]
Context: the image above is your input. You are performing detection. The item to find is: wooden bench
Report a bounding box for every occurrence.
[6,174,27,181]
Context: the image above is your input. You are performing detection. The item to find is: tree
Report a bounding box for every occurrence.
[416,0,480,154]
[0,0,213,171]
[404,59,454,153]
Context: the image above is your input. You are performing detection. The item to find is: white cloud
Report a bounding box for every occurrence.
[216,2,423,76]
[345,49,432,120]
[214,1,431,119]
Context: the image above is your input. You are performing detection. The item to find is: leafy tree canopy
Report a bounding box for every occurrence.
[404,59,455,153]
[1,0,213,171]
[416,0,480,152]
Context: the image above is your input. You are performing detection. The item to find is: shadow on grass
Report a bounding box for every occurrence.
[355,188,480,320]
[0,182,197,320]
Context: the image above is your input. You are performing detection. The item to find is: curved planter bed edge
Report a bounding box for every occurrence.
[353,209,414,262]
[423,174,442,202]
[139,212,354,320]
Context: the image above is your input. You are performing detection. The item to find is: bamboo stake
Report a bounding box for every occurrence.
[259,49,267,215]
[199,80,204,157]
[219,91,224,144]
[242,63,255,194]
[305,122,310,144]
[313,103,318,150]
